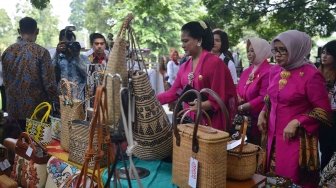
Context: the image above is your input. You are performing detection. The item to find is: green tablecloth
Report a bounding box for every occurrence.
[102,158,177,188]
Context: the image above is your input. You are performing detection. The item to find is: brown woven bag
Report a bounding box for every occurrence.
[227,116,260,181]
[172,89,230,187]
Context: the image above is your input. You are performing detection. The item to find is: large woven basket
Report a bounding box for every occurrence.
[227,116,259,180]
[132,71,172,160]
[105,14,133,128]
[172,89,230,187]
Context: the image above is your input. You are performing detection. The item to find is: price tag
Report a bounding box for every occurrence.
[3,159,11,169]
[0,162,5,171]
[188,157,198,188]
[26,146,33,157]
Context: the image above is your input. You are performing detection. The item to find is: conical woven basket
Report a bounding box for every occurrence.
[132,71,172,160]
[105,14,133,127]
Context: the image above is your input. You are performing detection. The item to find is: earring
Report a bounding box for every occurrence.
[197,42,201,47]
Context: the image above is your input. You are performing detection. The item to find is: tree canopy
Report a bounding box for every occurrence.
[203,0,336,45]
[24,0,336,53]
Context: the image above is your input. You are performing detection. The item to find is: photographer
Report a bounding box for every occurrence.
[53,27,89,99]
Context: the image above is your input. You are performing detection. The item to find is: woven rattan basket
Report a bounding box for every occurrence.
[172,89,230,187]
[132,71,172,160]
[227,116,259,180]
[105,14,133,128]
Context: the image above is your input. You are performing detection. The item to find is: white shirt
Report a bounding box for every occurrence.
[167,60,179,85]
[219,53,238,84]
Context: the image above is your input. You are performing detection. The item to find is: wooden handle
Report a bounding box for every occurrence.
[173,89,202,153]
[238,116,249,156]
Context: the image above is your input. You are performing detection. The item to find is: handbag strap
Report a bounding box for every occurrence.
[17,132,37,153]
[76,84,113,188]
[30,102,52,123]
[173,89,202,153]
[200,88,230,131]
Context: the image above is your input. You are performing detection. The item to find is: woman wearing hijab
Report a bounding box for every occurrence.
[318,40,336,170]
[236,37,272,145]
[257,30,331,187]
[157,21,237,131]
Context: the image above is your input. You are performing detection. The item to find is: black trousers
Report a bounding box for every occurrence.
[319,111,336,170]
[0,85,5,111]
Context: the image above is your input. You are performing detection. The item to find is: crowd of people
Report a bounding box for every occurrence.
[1,16,336,187]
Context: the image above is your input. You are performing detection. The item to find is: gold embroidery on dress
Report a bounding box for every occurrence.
[279,70,291,90]
[308,107,332,127]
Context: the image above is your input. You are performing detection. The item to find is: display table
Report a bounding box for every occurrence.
[227,174,266,188]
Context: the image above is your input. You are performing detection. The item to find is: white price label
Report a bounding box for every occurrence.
[0,162,5,171]
[3,159,10,169]
[188,157,198,188]
[26,146,33,157]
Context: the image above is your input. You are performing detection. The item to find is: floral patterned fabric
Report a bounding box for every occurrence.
[1,39,58,120]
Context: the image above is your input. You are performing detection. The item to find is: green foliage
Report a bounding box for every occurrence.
[0,9,15,51]
[69,0,205,56]
[15,2,59,48]
[69,0,86,30]
[29,0,50,10]
[203,0,336,46]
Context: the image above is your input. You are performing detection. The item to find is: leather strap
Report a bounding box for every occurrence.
[173,89,202,153]
[75,84,114,188]
[200,88,230,131]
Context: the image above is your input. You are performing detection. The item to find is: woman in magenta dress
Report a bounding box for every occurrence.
[236,37,272,145]
[258,30,332,187]
[157,21,237,131]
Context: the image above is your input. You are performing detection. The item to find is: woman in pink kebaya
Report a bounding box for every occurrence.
[236,37,272,145]
[258,30,332,187]
[157,21,237,131]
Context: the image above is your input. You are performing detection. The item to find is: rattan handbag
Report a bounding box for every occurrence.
[26,102,52,145]
[59,78,85,151]
[172,89,230,187]
[227,116,260,180]
[132,70,172,160]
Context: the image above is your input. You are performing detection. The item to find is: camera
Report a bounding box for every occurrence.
[60,26,81,56]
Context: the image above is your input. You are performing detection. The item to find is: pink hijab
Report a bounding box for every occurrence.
[272,30,312,70]
[248,37,272,64]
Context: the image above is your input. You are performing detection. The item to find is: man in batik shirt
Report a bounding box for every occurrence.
[1,17,58,130]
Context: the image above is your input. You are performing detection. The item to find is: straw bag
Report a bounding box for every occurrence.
[11,132,50,188]
[105,14,133,127]
[172,89,230,188]
[59,78,85,151]
[132,71,172,160]
[68,118,110,169]
[227,116,260,180]
[73,85,114,188]
[26,102,52,145]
